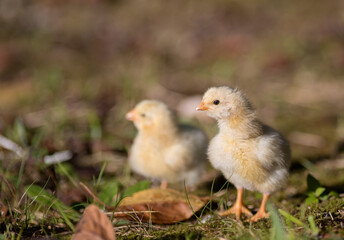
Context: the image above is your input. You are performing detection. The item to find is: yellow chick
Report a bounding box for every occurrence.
[126,100,208,189]
[197,87,290,221]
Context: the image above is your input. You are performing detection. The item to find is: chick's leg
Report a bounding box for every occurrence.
[160,180,168,189]
[249,193,270,222]
[220,188,253,219]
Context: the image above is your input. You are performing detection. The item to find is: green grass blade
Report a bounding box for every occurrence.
[15,157,26,190]
[308,215,319,236]
[278,209,304,227]
[98,180,119,205]
[96,160,107,186]
[56,162,78,187]
[183,181,201,223]
[25,184,80,221]
[55,204,75,231]
[268,204,287,240]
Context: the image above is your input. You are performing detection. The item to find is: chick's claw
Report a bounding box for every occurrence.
[247,193,270,222]
[248,211,270,222]
[219,204,253,220]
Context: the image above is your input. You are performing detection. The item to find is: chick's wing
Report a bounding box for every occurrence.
[164,125,207,171]
[164,143,192,171]
[254,125,290,170]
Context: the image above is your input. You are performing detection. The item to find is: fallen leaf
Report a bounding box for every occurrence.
[116,188,207,224]
[72,204,115,240]
[72,231,104,240]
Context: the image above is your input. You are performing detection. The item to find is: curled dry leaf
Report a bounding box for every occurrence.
[116,188,207,224]
[72,204,115,240]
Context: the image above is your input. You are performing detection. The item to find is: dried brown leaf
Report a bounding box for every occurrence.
[116,188,207,224]
[72,231,104,240]
[72,204,115,240]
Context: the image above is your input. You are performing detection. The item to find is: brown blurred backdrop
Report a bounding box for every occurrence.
[0,0,344,159]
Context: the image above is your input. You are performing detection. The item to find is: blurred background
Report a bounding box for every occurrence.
[0,0,344,185]
[1,1,344,238]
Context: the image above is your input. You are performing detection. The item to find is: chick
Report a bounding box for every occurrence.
[197,87,290,221]
[126,100,208,188]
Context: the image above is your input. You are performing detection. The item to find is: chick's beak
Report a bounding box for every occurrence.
[196,100,209,111]
[126,109,136,121]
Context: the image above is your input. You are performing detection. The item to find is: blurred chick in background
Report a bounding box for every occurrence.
[197,87,290,221]
[126,100,208,189]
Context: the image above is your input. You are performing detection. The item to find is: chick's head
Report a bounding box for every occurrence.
[197,86,254,120]
[126,100,177,131]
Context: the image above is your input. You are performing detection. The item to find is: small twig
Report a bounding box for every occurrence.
[105,210,158,217]
[18,181,36,206]
[329,211,334,221]
[79,182,105,206]
[11,207,22,214]
[0,174,16,199]
[114,224,166,230]
[213,189,227,198]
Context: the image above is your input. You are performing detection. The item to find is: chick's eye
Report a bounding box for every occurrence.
[213,100,220,105]
[141,113,146,117]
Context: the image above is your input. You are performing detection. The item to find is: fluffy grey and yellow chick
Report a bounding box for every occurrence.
[197,87,290,221]
[126,100,208,188]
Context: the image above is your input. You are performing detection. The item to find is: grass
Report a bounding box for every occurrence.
[1,135,343,239]
[1,0,344,239]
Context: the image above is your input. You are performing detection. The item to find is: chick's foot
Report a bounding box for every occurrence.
[248,193,270,222]
[219,203,253,219]
[248,210,270,222]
